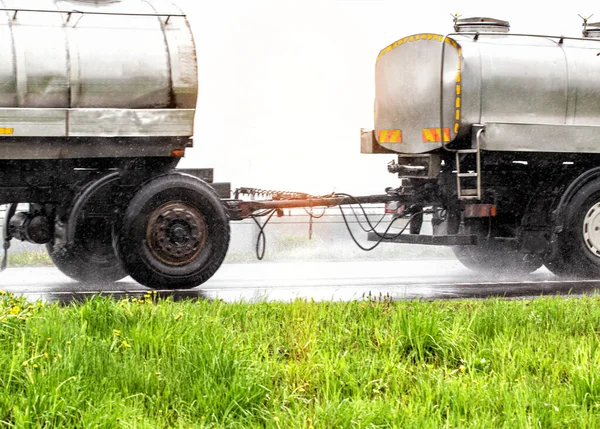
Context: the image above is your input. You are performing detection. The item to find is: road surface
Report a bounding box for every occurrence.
[2,259,599,303]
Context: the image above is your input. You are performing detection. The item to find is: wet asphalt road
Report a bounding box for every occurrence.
[2,259,600,303]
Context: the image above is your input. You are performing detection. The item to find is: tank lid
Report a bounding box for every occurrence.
[453,17,510,33]
[582,19,600,38]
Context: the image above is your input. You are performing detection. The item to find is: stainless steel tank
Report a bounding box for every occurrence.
[0,0,197,140]
[374,28,600,154]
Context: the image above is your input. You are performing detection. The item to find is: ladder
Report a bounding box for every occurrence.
[455,128,483,200]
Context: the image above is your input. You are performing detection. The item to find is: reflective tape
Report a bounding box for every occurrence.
[0,128,13,135]
[377,129,403,143]
[422,128,450,143]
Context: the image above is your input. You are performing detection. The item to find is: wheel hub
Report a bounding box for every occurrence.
[583,201,600,257]
[146,202,207,265]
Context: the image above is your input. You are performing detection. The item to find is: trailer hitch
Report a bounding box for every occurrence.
[226,187,408,221]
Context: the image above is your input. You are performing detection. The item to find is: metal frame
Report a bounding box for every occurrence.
[455,127,483,200]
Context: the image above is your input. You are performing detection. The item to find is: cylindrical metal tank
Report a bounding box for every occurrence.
[0,0,197,109]
[374,30,600,154]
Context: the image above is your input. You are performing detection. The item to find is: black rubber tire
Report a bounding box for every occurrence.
[114,173,230,289]
[46,222,126,283]
[46,176,127,283]
[544,180,600,278]
[453,241,542,275]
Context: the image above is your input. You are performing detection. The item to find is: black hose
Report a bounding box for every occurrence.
[248,192,425,259]
[334,193,389,235]
[250,210,277,260]
[339,205,424,252]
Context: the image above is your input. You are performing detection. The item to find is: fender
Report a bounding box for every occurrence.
[552,166,600,234]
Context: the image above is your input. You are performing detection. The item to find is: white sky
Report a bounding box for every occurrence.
[176,0,598,195]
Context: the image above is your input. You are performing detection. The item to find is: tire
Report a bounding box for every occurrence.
[544,180,600,278]
[46,221,126,283]
[115,173,230,289]
[47,174,127,283]
[453,241,542,275]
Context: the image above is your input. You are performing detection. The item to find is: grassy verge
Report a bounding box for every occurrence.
[2,294,600,427]
[7,251,53,267]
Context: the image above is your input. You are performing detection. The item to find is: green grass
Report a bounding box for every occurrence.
[7,251,53,267]
[2,293,600,427]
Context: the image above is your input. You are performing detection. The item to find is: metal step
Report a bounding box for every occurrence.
[457,172,478,178]
[459,189,479,196]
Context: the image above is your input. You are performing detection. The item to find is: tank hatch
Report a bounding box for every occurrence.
[453,17,510,33]
[582,20,600,38]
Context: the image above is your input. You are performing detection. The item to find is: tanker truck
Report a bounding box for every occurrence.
[0,0,231,288]
[360,17,600,277]
[5,6,600,289]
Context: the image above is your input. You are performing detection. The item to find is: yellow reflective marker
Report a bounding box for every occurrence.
[454,123,459,133]
[0,127,13,135]
[456,98,461,108]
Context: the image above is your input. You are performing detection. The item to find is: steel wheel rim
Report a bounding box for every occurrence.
[146,201,207,266]
[583,201,600,257]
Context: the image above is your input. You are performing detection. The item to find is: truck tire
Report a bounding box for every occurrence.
[453,241,542,275]
[115,173,230,289]
[545,180,600,278]
[46,220,126,284]
[46,173,127,283]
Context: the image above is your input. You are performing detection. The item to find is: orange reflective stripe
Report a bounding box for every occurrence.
[422,128,450,143]
[377,129,402,143]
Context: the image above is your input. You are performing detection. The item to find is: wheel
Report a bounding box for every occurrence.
[114,173,230,289]
[47,173,127,283]
[453,241,542,275]
[544,180,600,278]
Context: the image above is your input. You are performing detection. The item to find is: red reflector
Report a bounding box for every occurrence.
[172,149,185,157]
[464,204,496,218]
[385,202,405,215]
